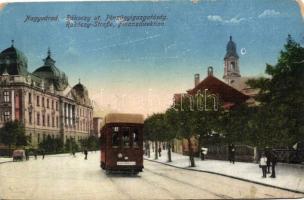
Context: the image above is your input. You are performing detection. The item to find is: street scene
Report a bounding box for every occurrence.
[0,0,304,199]
[0,152,302,200]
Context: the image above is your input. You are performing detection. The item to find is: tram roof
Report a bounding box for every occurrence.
[103,113,144,125]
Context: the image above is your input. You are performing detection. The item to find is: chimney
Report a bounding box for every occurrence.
[194,73,200,86]
[207,66,213,76]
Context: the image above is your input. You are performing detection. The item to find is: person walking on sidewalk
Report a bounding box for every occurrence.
[158,147,162,157]
[260,153,267,178]
[265,147,271,174]
[231,144,236,164]
[270,151,277,178]
[84,149,88,160]
[41,149,45,160]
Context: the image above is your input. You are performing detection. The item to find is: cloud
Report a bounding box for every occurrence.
[258,9,280,18]
[207,15,245,24]
[207,15,223,22]
[296,0,304,20]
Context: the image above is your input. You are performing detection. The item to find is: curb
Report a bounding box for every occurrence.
[144,158,304,195]
[0,160,13,164]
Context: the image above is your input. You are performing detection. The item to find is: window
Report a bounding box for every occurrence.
[56,101,58,111]
[47,115,50,127]
[38,134,40,143]
[42,115,45,126]
[28,93,32,104]
[3,91,10,102]
[112,127,120,147]
[56,116,59,128]
[37,96,40,106]
[29,111,32,124]
[52,117,54,127]
[42,97,45,107]
[122,127,130,148]
[37,113,40,125]
[4,111,10,121]
[132,128,139,148]
[51,100,54,109]
[47,99,49,108]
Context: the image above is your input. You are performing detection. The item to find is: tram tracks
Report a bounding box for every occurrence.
[143,167,233,199]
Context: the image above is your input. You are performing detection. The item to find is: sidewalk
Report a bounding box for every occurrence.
[0,157,12,164]
[144,150,304,194]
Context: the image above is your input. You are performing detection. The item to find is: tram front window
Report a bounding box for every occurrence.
[112,127,120,148]
[122,127,130,148]
[132,129,139,148]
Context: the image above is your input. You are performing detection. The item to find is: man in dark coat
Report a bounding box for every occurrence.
[84,149,88,160]
[158,147,162,157]
[231,144,236,164]
[270,151,277,178]
[265,147,271,174]
[228,144,232,163]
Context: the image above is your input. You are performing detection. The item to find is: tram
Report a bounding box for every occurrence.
[100,113,144,174]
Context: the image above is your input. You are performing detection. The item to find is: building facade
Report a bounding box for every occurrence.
[0,42,93,147]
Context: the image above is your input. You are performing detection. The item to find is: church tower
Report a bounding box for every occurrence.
[223,36,240,85]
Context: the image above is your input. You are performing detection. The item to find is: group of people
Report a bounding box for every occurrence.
[259,148,277,178]
[72,149,88,160]
[24,149,45,160]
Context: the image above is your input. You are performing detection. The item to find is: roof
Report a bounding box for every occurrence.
[103,113,144,125]
[32,49,69,91]
[0,45,28,75]
[187,74,249,104]
[224,36,239,59]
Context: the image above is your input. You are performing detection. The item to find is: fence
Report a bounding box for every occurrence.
[205,144,256,162]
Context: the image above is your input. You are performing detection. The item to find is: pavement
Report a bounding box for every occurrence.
[0,157,12,164]
[144,150,304,194]
[0,151,302,200]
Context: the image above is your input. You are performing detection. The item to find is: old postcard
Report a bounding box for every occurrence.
[0,0,303,199]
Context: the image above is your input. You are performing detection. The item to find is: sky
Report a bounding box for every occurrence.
[0,0,303,116]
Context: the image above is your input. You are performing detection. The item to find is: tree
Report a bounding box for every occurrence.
[169,96,198,167]
[65,138,79,153]
[144,113,168,160]
[0,121,27,156]
[247,35,304,148]
[39,136,64,153]
[164,109,178,162]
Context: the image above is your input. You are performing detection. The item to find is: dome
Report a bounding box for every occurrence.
[224,36,239,59]
[33,48,68,91]
[0,41,28,75]
[71,81,91,106]
[73,82,88,95]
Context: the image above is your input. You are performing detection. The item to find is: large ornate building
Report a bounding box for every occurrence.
[0,41,93,147]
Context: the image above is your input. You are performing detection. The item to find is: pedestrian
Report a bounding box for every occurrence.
[200,148,205,160]
[72,149,76,157]
[270,151,277,178]
[228,144,232,163]
[41,149,45,160]
[25,150,29,161]
[259,153,267,178]
[231,144,236,164]
[265,147,271,174]
[158,147,162,157]
[84,149,88,160]
[34,150,37,160]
